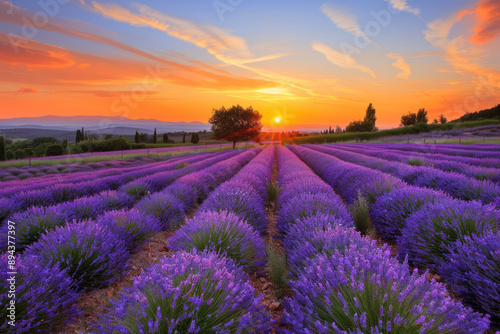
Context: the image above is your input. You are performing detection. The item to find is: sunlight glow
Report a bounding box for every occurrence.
[275,117,281,123]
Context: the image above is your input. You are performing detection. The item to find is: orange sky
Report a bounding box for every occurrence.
[0,0,499,130]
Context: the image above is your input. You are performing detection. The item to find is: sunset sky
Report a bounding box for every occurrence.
[1,0,499,130]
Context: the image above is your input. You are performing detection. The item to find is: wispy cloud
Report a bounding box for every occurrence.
[312,42,376,78]
[384,0,420,16]
[17,87,39,93]
[321,3,370,41]
[386,53,411,79]
[467,0,500,45]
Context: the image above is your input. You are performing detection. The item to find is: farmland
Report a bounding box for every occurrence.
[0,143,499,333]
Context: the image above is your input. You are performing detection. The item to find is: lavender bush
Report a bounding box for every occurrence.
[169,211,267,271]
[25,221,130,290]
[398,200,499,268]
[95,250,273,333]
[440,232,500,324]
[0,255,79,332]
[281,247,490,333]
[135,192,185,230]
[370,186,448,241]
[96,209,163,251]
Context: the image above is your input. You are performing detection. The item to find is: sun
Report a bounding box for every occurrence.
[275,117,281,124]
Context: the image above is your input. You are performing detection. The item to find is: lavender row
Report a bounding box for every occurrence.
[290,145,498,327]
[1,148,261,332]
[276,147,489,333]
[367,143,500,159]
[0,149,246,252]
[305,144,499,205]
[96,148,274,332]
[0,151,213,205]
[431,143,500,152]
[334,144,500,182]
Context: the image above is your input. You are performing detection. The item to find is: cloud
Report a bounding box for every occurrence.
[386,53,411,79]
[312,42,376,78]
[17,87,38,93]
[467,0,500,45]
[0,41,75,68]
[321,3,371,41]
[384,0,420,16]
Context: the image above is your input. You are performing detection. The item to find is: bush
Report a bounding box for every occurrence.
[97,209,163,251]
[25,221,130,290]
[278,192,352,234]
[284,223,374,277]
[45,144,64,156]
[169,211,266,271]
[267,244,289,299]
[370,186,447,241]
[135,192,185,230]
[199,182,268,235]
[398,200,499,268]
[119,181,150,201]
[281,247,490,333]
[0,255,79,332]
[348,192,371,235]
[441,232,500,323]
[0,136,5,161]
[95,250,273,333]
[0,206,68,252]
[266,182,278,203]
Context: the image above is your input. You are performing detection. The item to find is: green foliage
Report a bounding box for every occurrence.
[452,104,500,122]
[346,103,377,132]
[134,131,140,144]
[45,144,64,157]
[182,132,186,143]
[400,111,417,126]
[267,245,289,299]
[209,104,263,148]
[75,129,82,143]
[266,182,278,203]
[33,137,59,147]
[153,128,157,144]
[175,162,189,169]
[190,133,200,144]
[76,136,130,153]
[163,133,169,143]
[439,114,447,124]
[407,157,425,166]
[62,139,68,149]
[0,136,5,161]
[416,108,428,124]
[348,192,371,235]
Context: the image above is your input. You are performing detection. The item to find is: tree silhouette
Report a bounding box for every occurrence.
[163,133,169,143]
[209,105,262,149]
[153,128,157,144]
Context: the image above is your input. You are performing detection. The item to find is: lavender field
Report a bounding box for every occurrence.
[1,144,499,333]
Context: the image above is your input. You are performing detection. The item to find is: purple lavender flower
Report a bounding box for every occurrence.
[0,254,79,332]
[95,250,273,333]
[96,209,163,251]
[25,220,130,290]
[398,199,499,268]
[169,210,267,271]
[135,192,185,230]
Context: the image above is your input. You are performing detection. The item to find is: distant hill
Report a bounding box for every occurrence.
[0,115,211,133]
[451,104,500,122]
[0,128,76,141]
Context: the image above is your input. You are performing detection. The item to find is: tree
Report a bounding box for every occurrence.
[439,114,447,124]
[182,132,186,143]
[329,126,332,134]
[209,105,263,149]
[153,128,157,144]
[433,119,438,124]
[139,133,148,143]
[76,129,82,143]
[400,112,417,127]
[335,125,342,133]
[346,103,377,132]
[363,103,377,131]
[163,133,169,143]
[135,131,140,144]
[416,108,428,124]
[62,139,68,149]
[191,133,200,144]
[45,144,64,157]
[0,136,5,161]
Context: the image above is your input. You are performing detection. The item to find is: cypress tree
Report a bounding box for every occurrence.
[76,129,82,143]
[0,136,6,161]
[153,128,157,144]
[163,133,169,143]
[182,132,186,143]
[135,131,140,143]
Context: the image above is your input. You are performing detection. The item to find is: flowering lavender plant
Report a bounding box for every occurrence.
[0,255,79,332]
[169,211,267,271]
[95,250,273,333]
[440,231,500,324]
[25,220,130,290]
[97,209,163,251]
[135,192,185,230]
[280,247,490,333]
[398,200,499,268]
[370,186,448,241]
